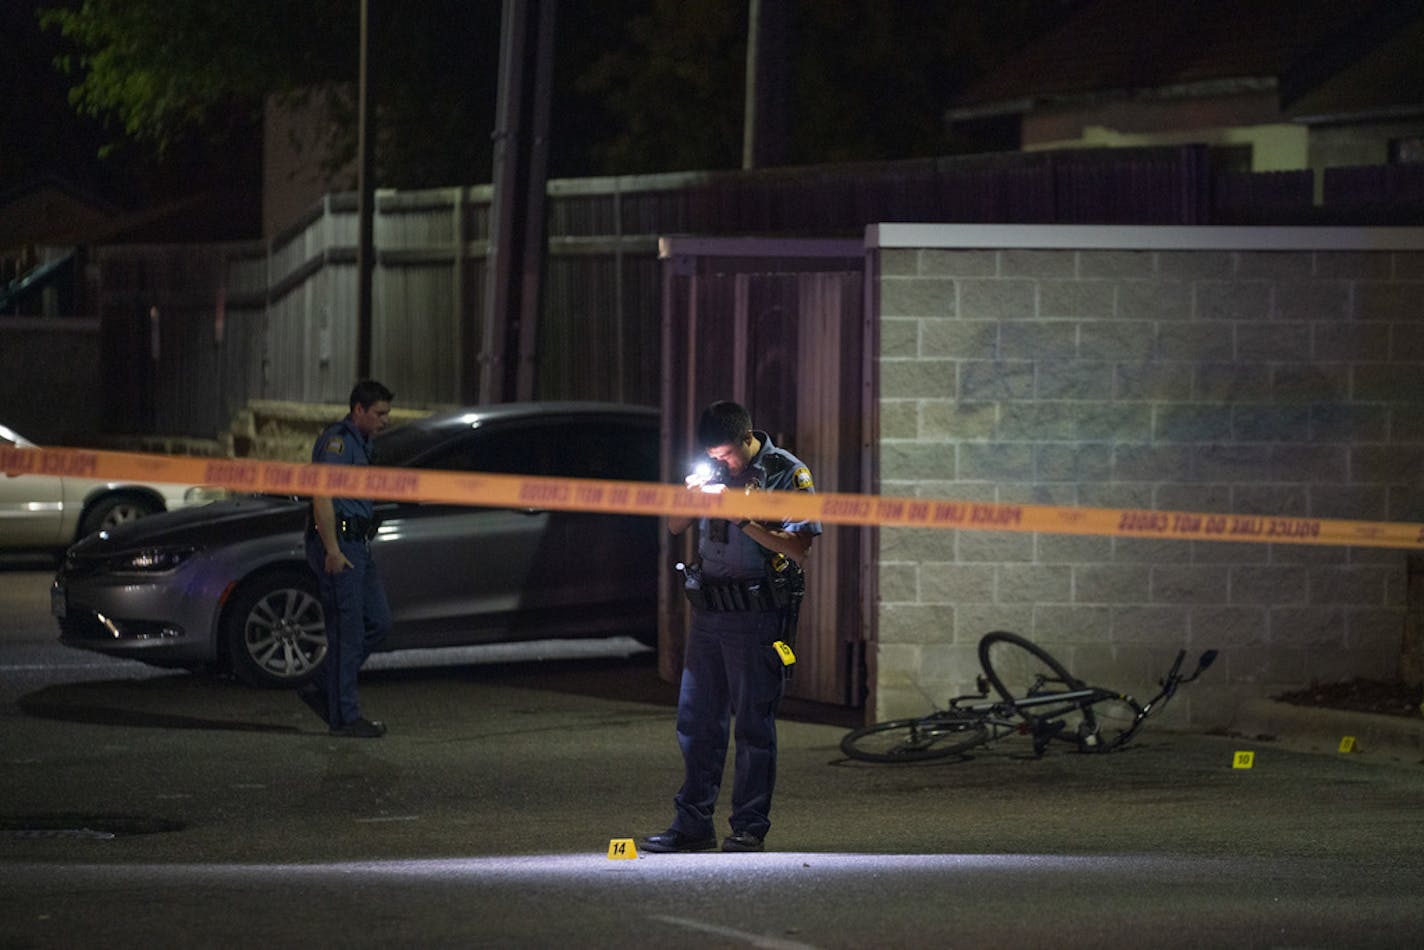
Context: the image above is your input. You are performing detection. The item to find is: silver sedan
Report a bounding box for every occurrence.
[52,402,661,687]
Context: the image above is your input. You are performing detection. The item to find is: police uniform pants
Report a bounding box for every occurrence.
[305,534,392,727]
[671,607,785,839]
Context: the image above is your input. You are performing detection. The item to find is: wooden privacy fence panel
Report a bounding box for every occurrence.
[1213,169,1315,222]
[1324,162,1424,220]
[658,239,868,706]
[85,149,1420,439]
[93,243,256,438]
[539,252,662,404]
[1052,149,1210,224]
[0,317,103,443]
[373,260,460,406]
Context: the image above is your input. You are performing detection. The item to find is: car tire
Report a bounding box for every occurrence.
[223,570,328,688]
[77,492,162,539]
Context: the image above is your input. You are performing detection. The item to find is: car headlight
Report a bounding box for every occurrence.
[183,485,228,504]
[106,546,198,573]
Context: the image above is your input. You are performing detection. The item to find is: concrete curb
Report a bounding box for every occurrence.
[1229,697,1424,763]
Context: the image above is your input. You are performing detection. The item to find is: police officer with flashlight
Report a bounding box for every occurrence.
[642,400,820,853]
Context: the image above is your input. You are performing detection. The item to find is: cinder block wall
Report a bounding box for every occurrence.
[870,225,1424,729]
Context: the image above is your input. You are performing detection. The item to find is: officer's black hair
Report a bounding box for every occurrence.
[697,400,752,449]
[350,379,394,411]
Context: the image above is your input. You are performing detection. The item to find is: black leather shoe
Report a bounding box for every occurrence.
[639,829,717,853]
[722,831,764,852]
[297,685,327,726]
[329,717,386,738]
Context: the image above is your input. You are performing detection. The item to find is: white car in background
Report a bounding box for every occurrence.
[0,422,222,551]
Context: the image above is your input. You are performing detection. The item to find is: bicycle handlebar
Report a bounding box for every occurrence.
[1162,649,1186,685]
[1142,648,1218,716]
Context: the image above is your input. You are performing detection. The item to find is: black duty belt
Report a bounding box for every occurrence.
[685,576,792,613]
[337,516,376,541]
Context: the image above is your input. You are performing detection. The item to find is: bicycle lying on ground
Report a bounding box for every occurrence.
[841,631,1217,763]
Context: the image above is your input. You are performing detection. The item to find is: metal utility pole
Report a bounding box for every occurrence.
[742,0,790,169]
[476,0,556,405]
[356,0,375,379]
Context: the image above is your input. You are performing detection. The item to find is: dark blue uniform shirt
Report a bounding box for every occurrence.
[311,415,375,521]
[697,431,821,580]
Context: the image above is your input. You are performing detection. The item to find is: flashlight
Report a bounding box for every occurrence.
[685,459,728,493]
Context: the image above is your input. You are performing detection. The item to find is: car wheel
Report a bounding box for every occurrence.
[223,570,327,688]
[78,492,162,539]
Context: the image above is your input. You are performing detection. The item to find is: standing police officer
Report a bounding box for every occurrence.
[299,379,395,738]
[642,400,820,853]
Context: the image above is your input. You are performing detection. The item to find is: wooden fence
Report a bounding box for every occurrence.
[656,238,869,705]
[78,146,1424,441]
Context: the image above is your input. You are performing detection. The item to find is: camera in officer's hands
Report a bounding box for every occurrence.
[685,458,730,493]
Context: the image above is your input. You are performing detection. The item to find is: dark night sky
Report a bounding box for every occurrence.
[1,2,635,214]
[0,2,264,220]
[1,4,119,199]
[1,1,1077,239]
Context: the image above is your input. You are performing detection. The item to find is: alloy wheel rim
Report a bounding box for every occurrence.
[245,588,326,678]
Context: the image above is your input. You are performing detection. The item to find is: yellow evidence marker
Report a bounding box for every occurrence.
[1232,751,1255,769]
[1338,736,1358,754]
[607,838,638,860]
[773,640,796,666]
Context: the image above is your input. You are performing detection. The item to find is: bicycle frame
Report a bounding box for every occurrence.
[945,647,1218,754]
[839,637,1218,763]
[943,684,1126,753]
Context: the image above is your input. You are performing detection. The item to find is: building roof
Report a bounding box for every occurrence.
[951,0,1423,118]
[0,176,117,251]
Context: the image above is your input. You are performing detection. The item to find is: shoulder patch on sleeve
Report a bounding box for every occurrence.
[323,436,345,455]
[793,466,814,490]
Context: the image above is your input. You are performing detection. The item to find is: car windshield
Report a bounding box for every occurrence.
[370,413,658,481]
[372,421,452,468]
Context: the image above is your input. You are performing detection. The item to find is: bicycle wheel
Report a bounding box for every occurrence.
[978,631,1094,743]
[840,711,993,762]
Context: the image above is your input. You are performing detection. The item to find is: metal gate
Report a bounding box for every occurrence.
[658,237,872,707]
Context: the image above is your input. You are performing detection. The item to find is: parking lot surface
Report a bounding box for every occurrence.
[2,564,1422,947]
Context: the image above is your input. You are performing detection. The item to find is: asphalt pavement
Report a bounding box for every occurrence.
[2,563,1423,947]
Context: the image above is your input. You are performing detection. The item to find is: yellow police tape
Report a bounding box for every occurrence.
[6,444,1424,549]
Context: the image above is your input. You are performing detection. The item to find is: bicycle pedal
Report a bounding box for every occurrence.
[1031,719,1067,756]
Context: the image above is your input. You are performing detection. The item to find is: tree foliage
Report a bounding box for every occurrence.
[40,0,354,155]
[36,0,1073,186]
[577,1,748,174]
[578,0,1076,173]
[790,0,1069,163]
[39,0,497,187]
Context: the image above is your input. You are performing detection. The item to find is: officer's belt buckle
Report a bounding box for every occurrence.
[338,517,374,541]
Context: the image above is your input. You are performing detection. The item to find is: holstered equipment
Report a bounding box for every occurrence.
[681,560,799,613]
[337,516,376,541]
[306,512,378,543]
